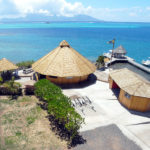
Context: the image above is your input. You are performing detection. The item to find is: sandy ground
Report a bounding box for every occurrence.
[63,81,150,150]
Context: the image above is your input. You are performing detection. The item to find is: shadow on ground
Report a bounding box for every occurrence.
[111,88,120,98]
[73,124,142,150]
[47,115,86,148]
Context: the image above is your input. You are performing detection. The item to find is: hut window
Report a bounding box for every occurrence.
[66,77,73,79]
[49,76,58,78]
[124,92,131,99]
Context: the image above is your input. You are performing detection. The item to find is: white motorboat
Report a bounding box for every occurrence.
[142,57,150,67]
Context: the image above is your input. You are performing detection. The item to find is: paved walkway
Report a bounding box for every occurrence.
[63,81,150,150]
[73,124,142,150]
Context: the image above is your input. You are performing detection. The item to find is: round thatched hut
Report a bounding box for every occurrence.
[32,40,96,84]
[113,45,127,58]
[0,58,18,72]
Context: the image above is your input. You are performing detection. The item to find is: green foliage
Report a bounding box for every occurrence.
[48,95,84,138]
[34,79,84,140]
[3,76,21,95]
[16,60,34,69]
[34,79,62,101]
[15,131,22,136]
[26,116,36,125]
[96,55,105,69]
[0,76,3,85]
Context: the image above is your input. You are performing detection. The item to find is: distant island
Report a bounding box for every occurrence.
[1,14,102,22]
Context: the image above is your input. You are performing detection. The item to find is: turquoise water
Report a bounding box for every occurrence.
[0,22,150,63]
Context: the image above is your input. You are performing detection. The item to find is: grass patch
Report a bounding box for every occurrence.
[36,106,42,113]
[4,136,17,149]
[0,96,68,150]
[18,96,32,102]
[15,131,22,136]
[26,116,36,125]
[2,113,14,124]
[0,99,13,105]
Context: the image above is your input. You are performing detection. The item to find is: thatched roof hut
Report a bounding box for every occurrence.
[32,40,96,84]
[109,68,150,112]
[109,68,150,98]
[113,45,127,54]
[113,45,127,58]
[0,58,18,72]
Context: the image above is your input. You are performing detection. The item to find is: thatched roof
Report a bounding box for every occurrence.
[113,45,127,54]
[109,68,150,98]
[0,58,18,72]
[32,40,96,77]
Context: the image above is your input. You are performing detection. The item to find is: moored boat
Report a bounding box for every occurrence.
[142,57,150,67]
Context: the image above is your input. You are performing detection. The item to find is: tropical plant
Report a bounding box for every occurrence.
[96,55,105,69]
[3,76,21,97]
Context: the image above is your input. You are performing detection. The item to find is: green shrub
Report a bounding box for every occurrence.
[34,79,84,140]
[34,79,62,101]
[47,95,84,139]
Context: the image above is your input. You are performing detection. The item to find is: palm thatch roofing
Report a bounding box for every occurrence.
[109,68,150,98]
[113,45,127,54]
[32,40,96,77]
[0,58,18,72]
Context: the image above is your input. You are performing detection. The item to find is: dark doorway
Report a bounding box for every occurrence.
[111,80,120,98]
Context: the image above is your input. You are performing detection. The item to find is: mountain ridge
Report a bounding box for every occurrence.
[1,14,102,22]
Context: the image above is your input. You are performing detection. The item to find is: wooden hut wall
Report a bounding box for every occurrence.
[109,77,113,89]
[46,75,88,84]
[130,96,150,112]
[119,90,150,112]
[119,89,132,109]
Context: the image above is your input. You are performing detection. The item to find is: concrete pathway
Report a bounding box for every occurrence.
[63,81,150,150]
[73,124,142,150]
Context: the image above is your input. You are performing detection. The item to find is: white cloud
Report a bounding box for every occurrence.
[12,0,92,17]
[146,7,150,10]
[0,0,92,19]
[129,12,137,17]
[0,0,150,22]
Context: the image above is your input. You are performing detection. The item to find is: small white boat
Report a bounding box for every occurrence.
[142,57,150,67]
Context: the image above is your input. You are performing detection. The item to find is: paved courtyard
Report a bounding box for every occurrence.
[63,81,150,150]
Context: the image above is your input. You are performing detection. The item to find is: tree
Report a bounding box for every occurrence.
[96,55,105,69]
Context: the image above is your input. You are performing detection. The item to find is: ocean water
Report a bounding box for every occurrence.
[0,22,150,63]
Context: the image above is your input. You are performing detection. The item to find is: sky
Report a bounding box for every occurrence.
[0,0,150,22]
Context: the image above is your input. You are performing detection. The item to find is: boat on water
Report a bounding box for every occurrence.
[142,57,150,67]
